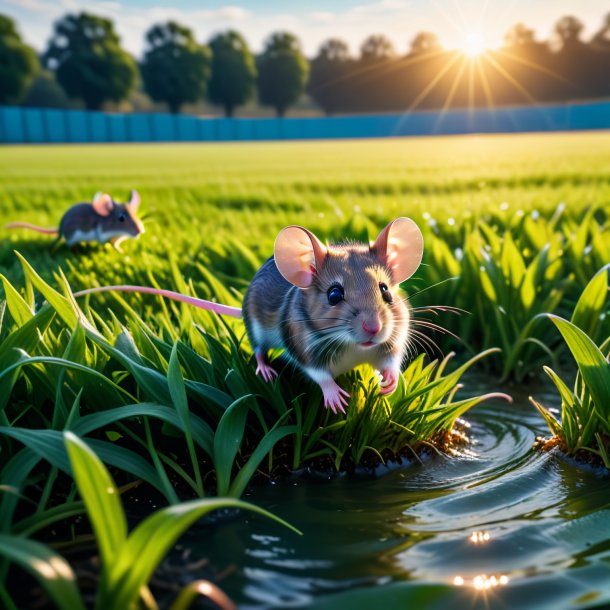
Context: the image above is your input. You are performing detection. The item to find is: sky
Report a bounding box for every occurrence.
[1,0,608,58]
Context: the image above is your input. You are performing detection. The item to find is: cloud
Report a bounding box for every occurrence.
[308,11,335,23]
[350,0,411,16]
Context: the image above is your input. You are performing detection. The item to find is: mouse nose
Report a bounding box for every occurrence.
[362,320,381,336]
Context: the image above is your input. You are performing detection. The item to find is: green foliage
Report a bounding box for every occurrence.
[530,267,610,463]
[141,21,212,114]
[43,12,137,110]
[208,30,256,117]
[0,534,86,610]
[0,14,38,104]
[0,433,298,610]
[307,38,351,115]
[257,32,309,117]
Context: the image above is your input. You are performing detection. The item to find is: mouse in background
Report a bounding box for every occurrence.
[74,217,424,414]
[5,191,144,251]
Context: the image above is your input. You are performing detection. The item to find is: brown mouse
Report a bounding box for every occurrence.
[74,218,424,413]
[243,218,424,413]
[5,191,144,251]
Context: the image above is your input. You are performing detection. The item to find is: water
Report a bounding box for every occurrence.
[185,381,610,610]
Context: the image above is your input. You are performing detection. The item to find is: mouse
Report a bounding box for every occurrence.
[5,191,144,251]
[73,217,424,414]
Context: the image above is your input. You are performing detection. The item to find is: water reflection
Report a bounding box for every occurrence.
[469,531,491,544]
[183,380,610,610]
[452,574,509,588]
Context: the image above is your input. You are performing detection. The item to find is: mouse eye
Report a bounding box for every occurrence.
[327,285,344,306]
[379,282,393,304]
[118,213,126,222]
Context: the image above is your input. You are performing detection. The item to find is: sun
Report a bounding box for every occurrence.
[461,32,486,57]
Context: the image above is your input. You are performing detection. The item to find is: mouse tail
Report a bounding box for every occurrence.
[5,222,59,235]
[73,285,243,319]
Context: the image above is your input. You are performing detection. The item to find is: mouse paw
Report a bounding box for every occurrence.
[255,352,278,383]
[319,379,350,414]
[379,368,399,395]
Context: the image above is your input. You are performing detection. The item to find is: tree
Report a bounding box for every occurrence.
[0,15,38,104]
[22,70,75,108]
[307,38,352,115]
[554,15,585,47]
[207,30,256,117]
[409,31,441,55]
[257,32,308,117]
[591,13,610,49]
[360,34,395,61]
[141,21,211,114]
[43,12,137,110]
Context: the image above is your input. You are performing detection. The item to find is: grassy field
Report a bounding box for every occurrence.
[0,133,609,608]
[2,132,609,288]
[0,133,610,610]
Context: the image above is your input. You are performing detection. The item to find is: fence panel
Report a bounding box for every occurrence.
[1,101,609,145]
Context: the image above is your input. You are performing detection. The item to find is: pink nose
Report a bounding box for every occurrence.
[362,320,381,336]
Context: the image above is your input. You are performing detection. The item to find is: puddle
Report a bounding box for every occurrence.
[181,378,610,609]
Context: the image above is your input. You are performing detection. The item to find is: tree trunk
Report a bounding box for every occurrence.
[168,100,181,114]
[225,104,234,118]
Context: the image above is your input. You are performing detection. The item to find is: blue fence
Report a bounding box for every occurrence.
[1,100,609,144]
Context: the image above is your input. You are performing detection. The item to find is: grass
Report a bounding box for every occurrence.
[531,267,610,465]
[0,432,298,610]
[0,133,609,608]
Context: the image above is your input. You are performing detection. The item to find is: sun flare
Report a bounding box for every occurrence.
[461,32,486,57]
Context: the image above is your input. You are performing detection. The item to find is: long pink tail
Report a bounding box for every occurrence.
[73,285,243,319]
[5,222,58,235]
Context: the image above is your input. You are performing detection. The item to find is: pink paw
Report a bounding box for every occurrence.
[379,368,399,395]
[319,379,350,414]
[255,352,278,383]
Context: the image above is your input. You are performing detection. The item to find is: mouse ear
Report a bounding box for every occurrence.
[127,190,140,213]
[372,217,424,284]
[92,192,114,217]
[274,226,327,288]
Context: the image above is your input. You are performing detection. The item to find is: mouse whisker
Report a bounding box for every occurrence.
[410,305,468,315]
[410,319,465,345]
[406,277,460,301]
[410,329,444,359]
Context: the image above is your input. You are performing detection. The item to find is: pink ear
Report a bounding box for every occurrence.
[372,217,424,284]
[92,192,114,216]
[274,226,327,288]
[128,190,140,213]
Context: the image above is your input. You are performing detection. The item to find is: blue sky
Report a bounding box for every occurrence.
[1,0,608,57]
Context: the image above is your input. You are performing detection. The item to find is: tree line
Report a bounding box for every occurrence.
[1,11,610,117]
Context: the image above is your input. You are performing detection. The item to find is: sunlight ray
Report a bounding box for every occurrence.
[406,52,462,113]
[483,52,540,106]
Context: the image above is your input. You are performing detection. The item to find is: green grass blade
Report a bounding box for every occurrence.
[0,534,86,610]
[99,498,300,610]
[0,274,34,326]
[64,432,127,567]
[71,403,214,457]
[15,252,80,329]
[571,264,610,340]
[168,344,203,496]
[548,315,610,420]
[213,395,252,496]
[228,425,297,498]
